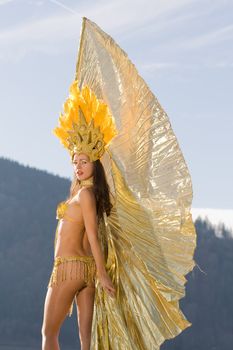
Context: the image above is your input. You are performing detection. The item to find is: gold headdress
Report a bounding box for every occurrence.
[53,80,117,161]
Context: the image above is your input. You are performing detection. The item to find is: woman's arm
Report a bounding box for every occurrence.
[79,187,116,297]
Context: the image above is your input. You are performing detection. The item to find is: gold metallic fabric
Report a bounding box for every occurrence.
[75,17,197,349]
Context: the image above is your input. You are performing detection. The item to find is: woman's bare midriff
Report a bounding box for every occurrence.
[54,196,93,258]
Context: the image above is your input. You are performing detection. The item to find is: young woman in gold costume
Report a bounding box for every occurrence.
[41,81,117,350]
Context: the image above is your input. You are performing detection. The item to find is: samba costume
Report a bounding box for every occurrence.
[48,185,97,317]
[51,16,197,350]
[48,73,117,317]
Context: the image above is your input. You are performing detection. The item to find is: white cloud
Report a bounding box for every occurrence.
[139,62,179,71]
[191,208,233,237]
[0,0,232,70]
[0,12,83,62]
[178,24,233,50]
[0,0,13,5]
[139,60,233,73]
[0,0,195,61]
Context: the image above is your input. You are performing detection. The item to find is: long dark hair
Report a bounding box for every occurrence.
[69,158,113,220]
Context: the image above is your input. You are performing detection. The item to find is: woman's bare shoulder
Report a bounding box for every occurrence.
[74,186,95,202]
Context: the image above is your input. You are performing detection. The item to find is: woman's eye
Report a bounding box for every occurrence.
[72,160,87,165]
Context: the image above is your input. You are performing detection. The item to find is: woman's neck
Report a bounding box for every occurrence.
[79,176,94,187]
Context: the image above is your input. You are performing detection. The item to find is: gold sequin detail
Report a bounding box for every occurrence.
[48,255,96,317]
[56,201,68,220]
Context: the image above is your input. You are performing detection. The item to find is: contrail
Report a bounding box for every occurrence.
[48,0,80,15]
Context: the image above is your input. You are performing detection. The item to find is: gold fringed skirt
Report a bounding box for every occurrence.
[47,255,96,317]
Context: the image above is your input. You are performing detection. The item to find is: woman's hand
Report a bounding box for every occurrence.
[79,188,116,298]
[98,271,116,298]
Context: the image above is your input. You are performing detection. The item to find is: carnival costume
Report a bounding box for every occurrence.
[47,179,97,317]
[51,17,197,350]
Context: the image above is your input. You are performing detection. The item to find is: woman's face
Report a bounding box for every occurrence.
[72,153,94,181]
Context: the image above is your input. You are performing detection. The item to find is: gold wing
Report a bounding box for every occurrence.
[75,17,197,350]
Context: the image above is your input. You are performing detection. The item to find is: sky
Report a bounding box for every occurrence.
[0,0,232,226]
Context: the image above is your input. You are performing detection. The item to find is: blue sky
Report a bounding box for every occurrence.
[0,0,232,211]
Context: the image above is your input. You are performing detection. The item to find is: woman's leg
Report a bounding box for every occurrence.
[76,284,96,350]
[41,262,86,350]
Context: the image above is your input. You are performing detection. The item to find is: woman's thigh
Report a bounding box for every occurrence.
[75,284,95,337]
[42,271,85,335]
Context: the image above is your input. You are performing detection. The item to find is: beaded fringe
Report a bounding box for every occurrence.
[48,256,96,317]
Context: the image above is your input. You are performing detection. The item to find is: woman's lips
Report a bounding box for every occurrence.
[76,171,83,175]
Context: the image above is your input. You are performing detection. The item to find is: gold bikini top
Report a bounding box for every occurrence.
[56,176,94,223]
[56,200,82,223]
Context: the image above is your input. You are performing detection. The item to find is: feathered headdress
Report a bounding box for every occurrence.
[53,80,117,161]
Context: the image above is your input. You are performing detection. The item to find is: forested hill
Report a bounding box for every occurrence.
[162,217,233,350]
[0,156,232,350]
[0,157,75,349]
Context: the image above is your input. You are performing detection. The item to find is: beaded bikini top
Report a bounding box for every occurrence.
[56,176,94,222]
[56,200,83,223]
[56,200,69,220]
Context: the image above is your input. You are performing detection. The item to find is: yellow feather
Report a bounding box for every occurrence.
[53,79,118,159]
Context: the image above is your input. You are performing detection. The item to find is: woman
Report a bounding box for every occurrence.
[41,85,118,350]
